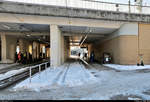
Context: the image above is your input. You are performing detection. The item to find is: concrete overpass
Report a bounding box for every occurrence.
[0,1,150,67]
[0,1,150,22]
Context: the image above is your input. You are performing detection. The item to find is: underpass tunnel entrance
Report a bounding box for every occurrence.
[0,22,50,64]
[60,25,119,64]
[0,21,140,66]
[60,23,144,65]
[70,45,88,60]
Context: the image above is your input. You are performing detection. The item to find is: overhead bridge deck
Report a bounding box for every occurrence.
[0,1,150,23]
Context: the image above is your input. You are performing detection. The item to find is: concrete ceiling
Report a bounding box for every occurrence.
[0,23,117,35]
[59,25,117,34]
[0,22,50,44]
[0,22,50,32]
[60,25,118,44]
[0,22,118,45]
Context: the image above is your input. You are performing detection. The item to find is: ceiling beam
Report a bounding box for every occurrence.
[0,13,122,28]
[80,35,87,46]
[0,31,49,36]
[63,32,105,37]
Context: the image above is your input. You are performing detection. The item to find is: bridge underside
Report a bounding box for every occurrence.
[0,21,150,67]
[0,1,150,67]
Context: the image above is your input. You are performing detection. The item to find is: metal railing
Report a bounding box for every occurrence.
[0,61,50,89]
[4,0,150,14]
[29,62,49,83]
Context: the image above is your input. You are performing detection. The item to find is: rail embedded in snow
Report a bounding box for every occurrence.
[13,62,98,91]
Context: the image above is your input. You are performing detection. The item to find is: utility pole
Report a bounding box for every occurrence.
[135,0,143,13]
[128,0,131,13]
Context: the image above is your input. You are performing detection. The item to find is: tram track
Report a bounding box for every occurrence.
[0,62,50,90]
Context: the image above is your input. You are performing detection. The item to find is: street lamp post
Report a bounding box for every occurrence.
[135,0,143,13]
[128,0,131,13]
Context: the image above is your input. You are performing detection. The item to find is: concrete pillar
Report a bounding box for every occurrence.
[40,44,44,58]
[50,24,65,67]
[1,34,17,63]
[19,39,24,53]
[64,37,69,61]
[32,41,37,61]
[47,48,50,58]
[26,42,31,60]
[37,42,40,59]
[1,33,7,63]
[61,35,65,64]
[45,45,47,59]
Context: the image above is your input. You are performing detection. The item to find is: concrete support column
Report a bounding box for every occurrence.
[64,37,69,61]
[40,44,44,58]
[32,41,37,61]
[61,35,65,64]
[45,45,47,59]
[1,34,17,63]
[19,39,24,53]
[19,39,31,60]
[47,48,50,58]
[50,24,64,67]
[1,33,7,62]
[37,42,40,59]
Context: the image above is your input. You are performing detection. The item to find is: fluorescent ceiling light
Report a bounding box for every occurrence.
[26,34,31,37]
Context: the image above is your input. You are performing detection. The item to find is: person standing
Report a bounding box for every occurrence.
[21,52,23,64]
[23,51,27,64]
[90,51,95,63]
[18,51,21,63]
[15,52,18,63]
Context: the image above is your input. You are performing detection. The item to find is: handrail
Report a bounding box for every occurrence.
[0,61,50,89]
[0,61,50,82]
[29,62,49,83]
[83,0,150,7]
[1,0,150,14]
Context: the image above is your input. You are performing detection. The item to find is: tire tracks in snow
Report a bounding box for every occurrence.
[48,64,68,86]
[56,63,70,86]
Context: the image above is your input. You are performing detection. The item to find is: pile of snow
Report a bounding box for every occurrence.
[104,64,150,70]
[0,67,28,80]
[13,62,97,91]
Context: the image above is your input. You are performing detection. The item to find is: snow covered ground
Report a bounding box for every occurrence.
[1,62,150,100]
[104,64,150,70]
[13,62,97,91]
